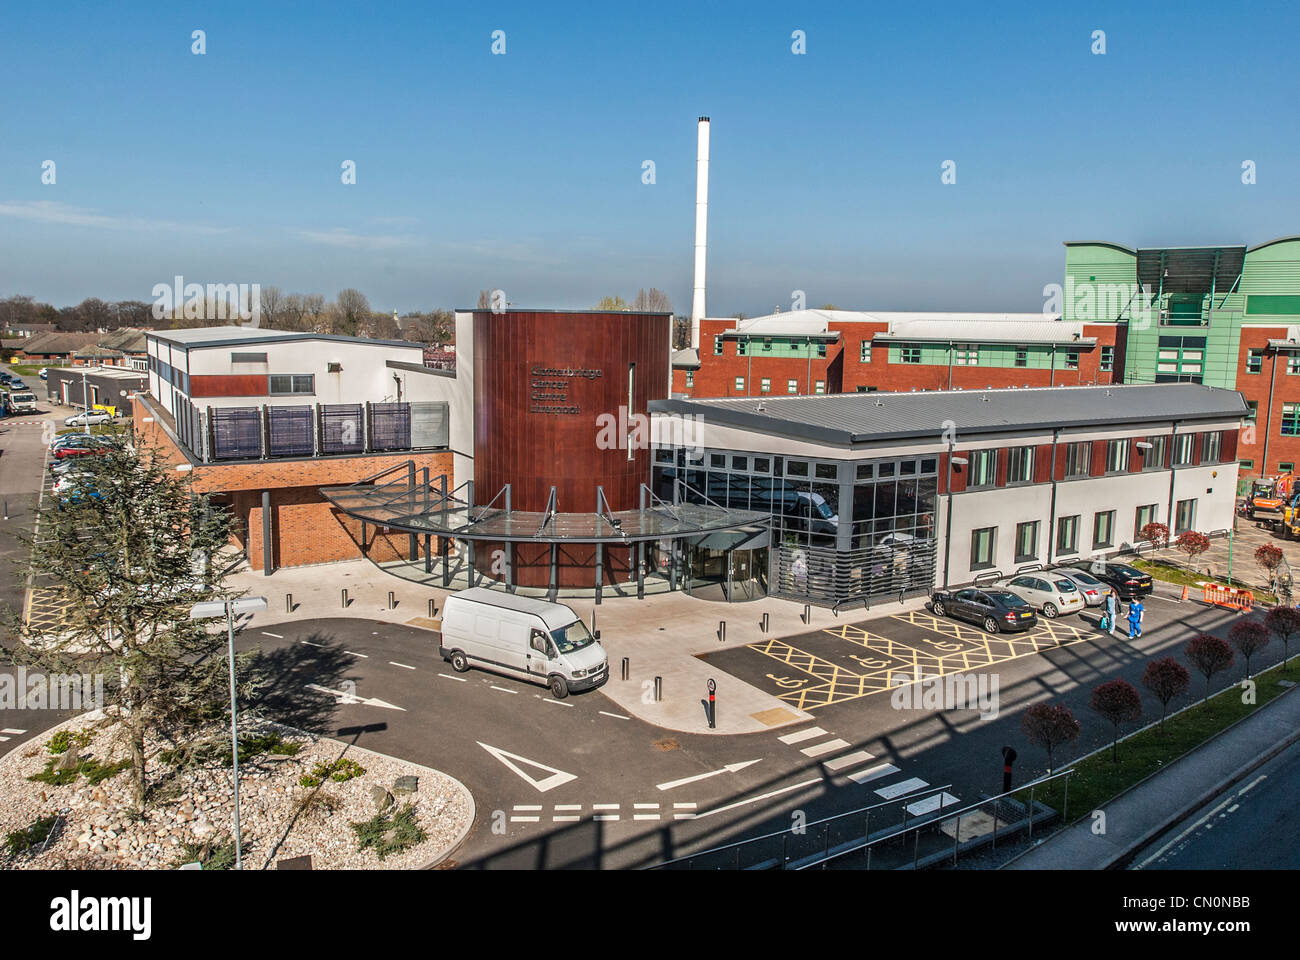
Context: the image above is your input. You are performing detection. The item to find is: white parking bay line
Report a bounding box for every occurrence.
[592,803,619,811]
[905,792,961,817]
[1,729,25,735]
[299,640,324,647]
[801,738,850,758]
[490,686,518,694]
[779,726,826,745]
[510,816,540,823]
[823,750,876,772]
[874,777,929,800]
[260,631,284,639]
[513,805,543,811]
[389,661,415,670]
[554,804,582,811]
[345,651,369,658]
[694,778,821,820]
[599,710,631,720]
[553,815,580,822]
[438,673,467,682]
[847,763,899,785]
[543,698,574,707]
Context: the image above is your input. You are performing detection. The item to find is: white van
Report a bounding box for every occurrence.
[438,588,608,698]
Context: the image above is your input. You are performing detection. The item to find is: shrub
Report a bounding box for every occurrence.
[1090,679,1142,762]
[176,837,237,871]
[300,757,366,788]
[46,730,92,756]
[28,757,131,787]
[351,803,426,860]
[5,815,58,856]
[1264,606,1300,671]
[1229,620,1271,679]
[1141,657,1191,728]
[1185,634,1234,703]
[1020,702,1080,773]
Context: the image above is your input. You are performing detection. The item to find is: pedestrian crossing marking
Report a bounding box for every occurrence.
[848,763,899,784]
[906,792,961,817]
[778,726,827,744]
[800,738,850,758]
[823,750,875,771]
[875,777,929,799]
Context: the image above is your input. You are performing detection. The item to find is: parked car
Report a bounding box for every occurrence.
[1061,558,1153,600]
[53,440,112,460]
[64,410,113,427]
[38,368,48,381]
[10,380,27,390]
[1051,566,1109,606]
[996,573,1086,618]
[929,586,1039,633]
[438,587,607,698]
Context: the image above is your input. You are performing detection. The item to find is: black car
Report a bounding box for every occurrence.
[930,587,1039,633]
[1060,559,1152,599]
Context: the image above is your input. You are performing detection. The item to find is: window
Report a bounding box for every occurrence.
[816,342,827,358]
[1093,510,1115,549]
[1175,498,1197,534]
[1105,439,1129,473]
[901,345,921,364]
[1135,503,1158,535]
[1172,433,1195,465]
[733,377,745,392]
[1007,446,1034,484]
[732,455,749,471]
[1155,335,1206,383]
[860,341,872,363]
[787,379,798,394]
[1280,461,1296,473]
[1290,355,1300,376]
[1056,515,1079,555]
[954,343,978,366]
[231,352,267,363]
[1100,346,1114,372]
[736,339,748,356]
[1283,403,1300,437]
[856,463,873,480]
[968,449,997,488]
[760,378,771,393]
[1014,521,1039,562]
[685,370,694,388]
[814,380,825,394]
[1246,349,1264,374]
[760,338,771,353]
[785,460,809,477]
[713,336,723,356]
[1065,441,1091,478]
[1239,459,1254,471]
[710,453,726,468]
[815,463,837,480]
[1015,349,1028,368]
[1065,351,1080,370]
[1201,431,1222,463]
[970,527,997,570]
[1143,435,1167,470]
[268,374,314,395]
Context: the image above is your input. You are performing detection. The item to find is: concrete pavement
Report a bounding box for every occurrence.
[1002,679,1300,870]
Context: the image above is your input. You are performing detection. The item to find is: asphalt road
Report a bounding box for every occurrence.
[1130,737,1300,870]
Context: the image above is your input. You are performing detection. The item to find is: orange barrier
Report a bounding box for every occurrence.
[1202,583,1254,612]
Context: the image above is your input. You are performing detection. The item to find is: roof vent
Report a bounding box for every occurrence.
[981,394,990,402]
[756,401,766,412]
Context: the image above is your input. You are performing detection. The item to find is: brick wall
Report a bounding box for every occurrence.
[1233,326,1300,477]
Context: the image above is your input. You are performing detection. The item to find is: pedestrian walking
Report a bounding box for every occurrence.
[1126,596,1145,639]
[1103,588,1119,636]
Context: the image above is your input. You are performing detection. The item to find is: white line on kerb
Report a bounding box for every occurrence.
[260,631,284,639]
[599,710,631,720]
[389,661,415,670]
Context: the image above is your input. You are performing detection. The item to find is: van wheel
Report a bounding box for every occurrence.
[1043,603,1059,619]
[450,651,469,672]
[983,616,1000,634]
[549,676,569,699]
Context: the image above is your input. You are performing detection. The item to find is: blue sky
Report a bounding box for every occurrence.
[1,0,1298,316]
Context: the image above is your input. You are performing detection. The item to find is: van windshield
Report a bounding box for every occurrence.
[551,619,595,654]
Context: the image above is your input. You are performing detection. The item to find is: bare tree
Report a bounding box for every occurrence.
[476,289,493,309]
[631,288,674,313]
[334,289,371,336]
[258,286,286,329]
[301,293,328,333]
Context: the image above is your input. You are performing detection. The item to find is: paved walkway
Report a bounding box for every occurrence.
[1002,682,1300,870]
[1144,511,1297,597]
[230,558,930,736]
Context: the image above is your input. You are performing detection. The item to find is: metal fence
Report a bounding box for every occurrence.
[772,539,937,608]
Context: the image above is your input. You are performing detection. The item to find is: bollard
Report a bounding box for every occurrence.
[707,677,716,729]
[341,588,349,609]
[621,657,629,681]
[761,612,769,633]
[653,676,662,702]
[388,591,397,610]
[802,603,811,624]
[428,598,437,619]
[718,620,726,643]
[2,498,7,520]
[285,593,293,614]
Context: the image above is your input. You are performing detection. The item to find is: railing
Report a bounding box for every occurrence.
[646,783,956,870]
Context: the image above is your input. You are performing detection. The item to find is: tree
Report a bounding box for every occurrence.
[816,303,840,310]
[10,440,242,812]
[594,296,629,311]
[1136,521,1170,556]
[1090,679,1142,762]
[1141,657,1191,729]
[1254,543,1284,594]
[1020,702,1080,773]
[334,289,371,337]
[1229,620,1270,679]
[257,286,287,329]
[631,288,674,313]
[1185,634,1234,704]
[476,289,493,310]
[1174,530,1210,572]
[1264,605,1300,673]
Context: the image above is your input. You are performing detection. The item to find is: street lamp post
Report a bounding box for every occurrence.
[81,369,90,435]
[189,596,268,869]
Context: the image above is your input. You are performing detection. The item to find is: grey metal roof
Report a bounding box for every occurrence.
[649,383,1248,447]
[147,325,418,351]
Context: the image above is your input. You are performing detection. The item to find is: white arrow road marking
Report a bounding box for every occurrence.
[477,742,578,793]
[656,759,761,792]
[693,777,821,820]
[305,683,406,711]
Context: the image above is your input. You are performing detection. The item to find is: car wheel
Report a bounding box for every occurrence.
[450,651,469,672]
[933,600,946,617]
[549,675,569,699]
[983,616,1000,634]
[1043,603,1059,618]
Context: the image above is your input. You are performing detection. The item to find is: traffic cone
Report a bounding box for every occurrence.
[1180,584,1189,602]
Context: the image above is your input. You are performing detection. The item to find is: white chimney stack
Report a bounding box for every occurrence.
[690,116,710,350]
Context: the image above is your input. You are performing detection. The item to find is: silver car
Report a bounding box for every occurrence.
[997,573,1086,618]
[64,410,113,426]
[1051,567,1109,607]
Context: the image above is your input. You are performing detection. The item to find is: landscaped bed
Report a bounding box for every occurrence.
[0,711,473,870]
